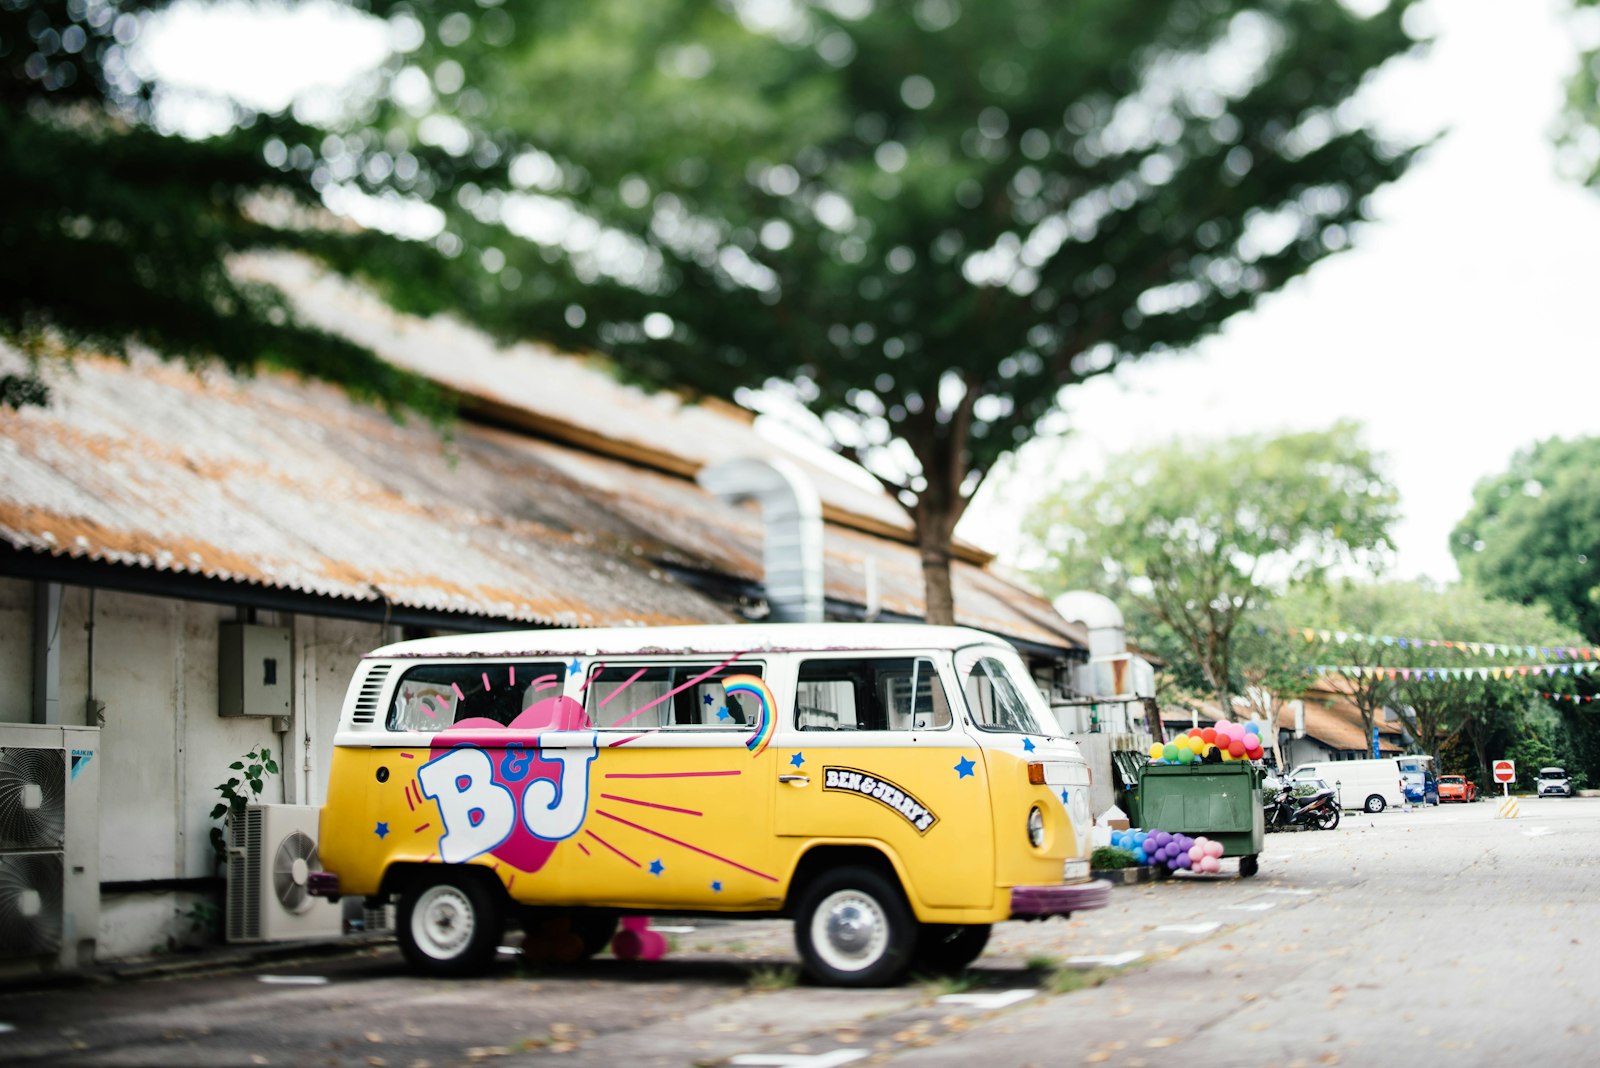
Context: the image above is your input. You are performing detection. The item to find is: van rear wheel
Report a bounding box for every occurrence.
[1364,795,1386,813]
[398,871,502,977]
[794,866,915,987]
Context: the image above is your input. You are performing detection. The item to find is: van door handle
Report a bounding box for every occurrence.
[778,774,810,786]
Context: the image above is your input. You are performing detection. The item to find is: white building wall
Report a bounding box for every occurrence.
[0,579,32,723]
[0,576,394,960]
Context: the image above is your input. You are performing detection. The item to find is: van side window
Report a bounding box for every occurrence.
[585,663,764,730]
[388,662,567,732]
[795,657,951,731]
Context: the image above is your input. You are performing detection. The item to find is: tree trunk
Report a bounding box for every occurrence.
[917,518,957,626]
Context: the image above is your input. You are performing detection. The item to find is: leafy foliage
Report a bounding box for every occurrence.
[1451,437,1600,642]
[1562,0,1600,189]
[1025,422,1399,707]
[0,0,445,417]
[328,0,1423,621]
[207,744,278,860]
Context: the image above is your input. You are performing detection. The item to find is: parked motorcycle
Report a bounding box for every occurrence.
[1263,780,1340,831]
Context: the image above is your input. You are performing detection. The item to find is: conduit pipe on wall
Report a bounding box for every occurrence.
[697,457,824,623]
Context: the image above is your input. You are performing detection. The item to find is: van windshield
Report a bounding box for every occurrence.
[955,646,1058,736]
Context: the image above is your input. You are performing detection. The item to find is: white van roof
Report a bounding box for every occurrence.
[365,623,1015,661]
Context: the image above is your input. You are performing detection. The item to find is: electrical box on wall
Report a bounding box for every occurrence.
[219,623,291,718]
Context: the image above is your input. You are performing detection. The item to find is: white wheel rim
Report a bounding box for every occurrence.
[413,884,475,961]
[810,889,890,973]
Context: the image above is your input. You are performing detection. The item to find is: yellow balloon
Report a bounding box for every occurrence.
[1149,743,1165,760]
[1220,749,1234,761]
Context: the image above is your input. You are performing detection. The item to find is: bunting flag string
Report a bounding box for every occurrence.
[1275,626,1599,661]
[1311,661,1600,683]
[1541,691,1599,703]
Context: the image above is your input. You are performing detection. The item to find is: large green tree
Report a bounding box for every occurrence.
[1451,437,1600,642]
[1563,0,1600,189]
[326,0,1422,623]
[0,0,445,414]
[1023,421,1399,710]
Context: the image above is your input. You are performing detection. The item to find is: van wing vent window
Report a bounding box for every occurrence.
[351,664,392,725]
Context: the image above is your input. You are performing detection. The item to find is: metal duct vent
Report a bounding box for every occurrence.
[350,664,392,725]
[697,457,824,623]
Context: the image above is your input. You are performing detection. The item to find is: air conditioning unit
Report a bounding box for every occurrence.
[0,724,100,977]
[226,804,342,943]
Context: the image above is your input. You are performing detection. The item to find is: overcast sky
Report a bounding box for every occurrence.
[966,0,1600,583]
[142,0,1600,585]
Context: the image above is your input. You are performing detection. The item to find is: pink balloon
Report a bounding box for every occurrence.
[1207,841,1225,858]
[1244,733,1262,751]
[1202,856,1221,874]
[1188,844,1204,861]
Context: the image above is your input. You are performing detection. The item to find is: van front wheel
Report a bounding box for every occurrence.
[398,872,502,977]
[1364,795,1386,813]
[795,866,915,987]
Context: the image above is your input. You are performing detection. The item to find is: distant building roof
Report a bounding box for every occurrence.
[1284,675,1407,755]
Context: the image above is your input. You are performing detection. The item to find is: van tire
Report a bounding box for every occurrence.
[913,923,992,973]
[397,870,502,977]
[794,866,915,987]
[1364,795,1386,813]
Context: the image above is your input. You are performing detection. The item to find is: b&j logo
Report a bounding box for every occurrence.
[419,693,597,871]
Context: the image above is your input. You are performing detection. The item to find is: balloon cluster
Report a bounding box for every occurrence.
[1109,829,1227,873]
[1147,720,1265,764]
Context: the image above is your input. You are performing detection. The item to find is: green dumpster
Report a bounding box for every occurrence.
[1136,761,1266,877]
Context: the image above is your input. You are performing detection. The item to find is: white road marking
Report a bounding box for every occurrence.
[1224,902,1276,912]
[1264,888,1316,896]
[938,989,1038,1009]
[728,1051,868,1067]
[1156,922,1222,934]
[1065,951,1144,967]
[257,975,329,985]
[1521,827,1554,837]
[0,1023,14,1033]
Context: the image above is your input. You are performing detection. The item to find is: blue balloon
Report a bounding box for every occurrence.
[1245,722,1261,735]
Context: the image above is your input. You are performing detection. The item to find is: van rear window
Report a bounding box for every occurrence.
[584,662,765,730]
[388,662,567,731]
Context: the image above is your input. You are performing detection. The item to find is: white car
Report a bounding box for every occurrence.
[1538,767,1573,797]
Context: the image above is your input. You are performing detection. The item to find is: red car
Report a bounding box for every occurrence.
[1438,775,1477,803]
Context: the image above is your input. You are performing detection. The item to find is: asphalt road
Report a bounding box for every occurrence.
[2,796,1596,1067]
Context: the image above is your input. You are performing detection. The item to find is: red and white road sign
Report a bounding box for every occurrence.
[1493,759,1516,784]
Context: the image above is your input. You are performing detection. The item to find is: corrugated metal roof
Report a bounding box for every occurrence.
[0,347,1084,649]
[235,253,933,548]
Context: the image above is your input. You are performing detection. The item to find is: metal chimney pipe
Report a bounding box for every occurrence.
[697,457,825,623]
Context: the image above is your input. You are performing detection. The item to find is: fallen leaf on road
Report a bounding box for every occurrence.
[1144,1036,1182,1048]
[366,1032,383,1044]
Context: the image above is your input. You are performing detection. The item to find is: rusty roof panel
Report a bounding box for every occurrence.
[0,346,1081,649]
[237,253,922,541]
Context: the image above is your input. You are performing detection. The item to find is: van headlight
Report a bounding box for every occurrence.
[1027,806,1045,848]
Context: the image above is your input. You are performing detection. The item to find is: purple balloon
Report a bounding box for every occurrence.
[1155,831,1172,847]
[1176,854,1192,869]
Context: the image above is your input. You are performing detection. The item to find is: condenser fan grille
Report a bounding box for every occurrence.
[0,852,64,958]
[0,747,66,850]
[272,830,320,914]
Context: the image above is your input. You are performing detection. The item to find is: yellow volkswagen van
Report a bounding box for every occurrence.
[310,624,1108,986]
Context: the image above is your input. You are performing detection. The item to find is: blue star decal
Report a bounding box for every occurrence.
[649,858,665,876]
[954,756,977,779]
[711,880,724,893]
[1059,788,1070,805]
[1022,737,1037,753]
[703,693,714,706]
[374,821,390,839]
[790,751,806,769]
[567,658,581,675]
[716,705,731,721]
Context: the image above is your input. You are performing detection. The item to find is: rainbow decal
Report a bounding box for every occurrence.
[725,674,776,756]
